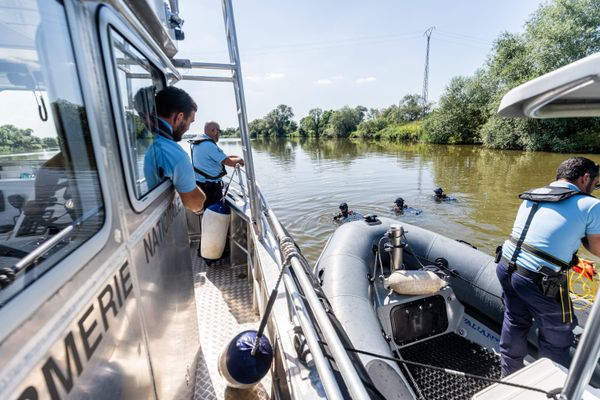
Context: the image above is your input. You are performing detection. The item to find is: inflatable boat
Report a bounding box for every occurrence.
[315,215,599,399]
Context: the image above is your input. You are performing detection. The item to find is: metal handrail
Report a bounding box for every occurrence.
[282,272,344,399]
[221,0,263,237]
[175,1,369,396]
[258,191,371,400]
[560,297,600,399]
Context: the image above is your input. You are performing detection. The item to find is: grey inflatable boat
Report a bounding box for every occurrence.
[315,216,598,399]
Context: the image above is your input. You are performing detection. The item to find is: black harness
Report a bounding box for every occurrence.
[505,185,591,271]
[500,185,593,322]
[189,138,227,180]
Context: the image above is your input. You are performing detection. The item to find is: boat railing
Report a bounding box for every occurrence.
[256,190,372,399]
[176,1,372,397]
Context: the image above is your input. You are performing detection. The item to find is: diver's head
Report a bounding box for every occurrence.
[339,202,349,216]
[434,187,444,197]
[394,197,405,209]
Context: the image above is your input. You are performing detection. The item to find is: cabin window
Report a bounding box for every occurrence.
[0,0,104,304]
[109,29,165,199]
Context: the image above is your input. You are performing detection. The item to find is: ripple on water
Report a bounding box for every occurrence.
[217,139,600,265]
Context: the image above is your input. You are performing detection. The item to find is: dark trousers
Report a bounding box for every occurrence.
[496,261,576,377]
[197,180,223,208]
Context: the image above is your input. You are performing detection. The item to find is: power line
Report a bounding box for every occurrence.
[422,26,435,103]
[187,30,423,57]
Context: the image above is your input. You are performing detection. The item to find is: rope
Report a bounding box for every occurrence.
[569,258,598,311]
[329,344,561,399]
[221,164,241,201]
[250,235,298,356]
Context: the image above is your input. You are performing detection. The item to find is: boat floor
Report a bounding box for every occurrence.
[399,333,500,400]
[190,241,271,400]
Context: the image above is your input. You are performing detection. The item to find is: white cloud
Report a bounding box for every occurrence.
[355,77,376,84]
[246,72,285,82]
[265,72,285,80]
[315,79,333,86]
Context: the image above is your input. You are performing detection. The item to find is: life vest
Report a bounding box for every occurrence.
[519,185,593,203]
[507,185,593,271]
[189,138,227,180]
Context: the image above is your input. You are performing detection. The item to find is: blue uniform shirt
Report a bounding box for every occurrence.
[143,119,197,193]
[502,181,600,272]
[191,134,227,183]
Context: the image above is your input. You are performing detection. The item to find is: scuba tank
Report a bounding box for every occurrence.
[201,202,231,260]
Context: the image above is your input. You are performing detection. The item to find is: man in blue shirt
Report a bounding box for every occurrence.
[143,87,205,212]
[190,121,244,207]
[496,157,600,377]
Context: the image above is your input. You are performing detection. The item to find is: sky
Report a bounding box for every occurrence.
[174,0,545,131]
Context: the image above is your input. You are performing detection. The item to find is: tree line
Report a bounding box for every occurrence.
[0,125,58,154]
[230,0,600,152]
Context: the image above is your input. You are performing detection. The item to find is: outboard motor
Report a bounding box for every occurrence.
[201,202,231,260]
[387,224,405,271]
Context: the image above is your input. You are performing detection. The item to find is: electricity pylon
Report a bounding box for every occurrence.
[422,26,435,103]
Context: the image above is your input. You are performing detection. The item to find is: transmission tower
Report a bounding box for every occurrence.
[422,26,435,103]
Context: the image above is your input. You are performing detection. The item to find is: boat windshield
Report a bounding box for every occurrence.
[0,0,104,305]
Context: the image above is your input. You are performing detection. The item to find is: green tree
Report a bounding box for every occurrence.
[426,0,600,151]
[525,0,600,73]
[299,108,332,138]
[328,106,366,138]
[264,104,297,137]
[221,127,240,137]
[0,124,47,153]
[486,32,534,90]
[42,137,59,148]
[397,94,431,122]
[248,118,268,138]
[423,70,495,144]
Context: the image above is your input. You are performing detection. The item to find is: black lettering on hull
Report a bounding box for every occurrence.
[142,197,182,264]
[17,261,133,399]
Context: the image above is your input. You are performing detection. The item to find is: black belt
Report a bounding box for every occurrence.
[197,180,223,187]
[508,237,571,270]
[500,256,548,284]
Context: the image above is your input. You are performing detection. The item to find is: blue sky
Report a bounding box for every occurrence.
[175,0,545,131]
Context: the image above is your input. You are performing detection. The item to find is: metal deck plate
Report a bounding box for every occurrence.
[191,243,271,400]
[400,333,500,400]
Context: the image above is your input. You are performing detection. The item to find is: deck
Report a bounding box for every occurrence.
[191,242,271,400]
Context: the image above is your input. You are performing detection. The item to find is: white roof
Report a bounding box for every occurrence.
[498,52,600,118]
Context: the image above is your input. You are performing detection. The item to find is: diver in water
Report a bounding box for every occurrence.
[393,197,422,215]
[333,202,363,222]
[433,187,456,202]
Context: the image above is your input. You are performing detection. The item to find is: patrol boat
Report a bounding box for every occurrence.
[2,1,600,400]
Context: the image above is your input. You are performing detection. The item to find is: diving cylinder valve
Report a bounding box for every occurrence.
[201,202,231,260]
[389,224,405,271]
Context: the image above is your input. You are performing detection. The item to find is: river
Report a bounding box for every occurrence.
[216,138,600,265]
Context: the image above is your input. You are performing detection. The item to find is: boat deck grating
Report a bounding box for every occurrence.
[191,242,271,400]
[399,333,501,400]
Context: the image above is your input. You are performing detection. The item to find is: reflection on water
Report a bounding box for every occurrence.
[218,138,600,264]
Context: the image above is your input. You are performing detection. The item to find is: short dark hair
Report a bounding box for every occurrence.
[556,157,599,181]
[155,86,197,118]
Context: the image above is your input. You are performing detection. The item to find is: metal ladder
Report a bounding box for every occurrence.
[173,1,372,398]
[173,0,262,236]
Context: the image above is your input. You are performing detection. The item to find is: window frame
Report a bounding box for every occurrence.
[0,0,110,335]
[98,6,179,212]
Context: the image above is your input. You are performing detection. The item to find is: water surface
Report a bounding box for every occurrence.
[217,138,600,264]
